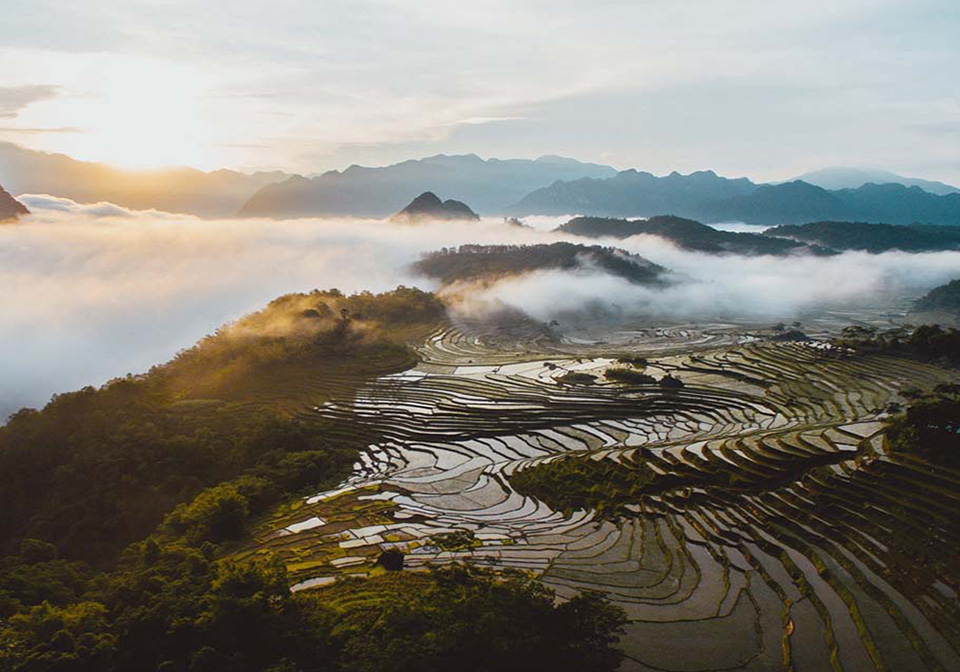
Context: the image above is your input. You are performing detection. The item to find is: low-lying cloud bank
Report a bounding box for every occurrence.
[3,195,960,418]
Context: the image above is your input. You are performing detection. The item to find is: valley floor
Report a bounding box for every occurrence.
[237,318,960,672]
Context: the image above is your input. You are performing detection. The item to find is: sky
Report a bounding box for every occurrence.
[0,0,958,182]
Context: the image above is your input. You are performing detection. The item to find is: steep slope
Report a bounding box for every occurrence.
[796,167,960,195]
[914,279,960,314]
[0,183,29,221]
[510,169,758,217]
[0,142,289,217]
[557,214,824,255]
[391,192,479,222]
[239,154,616,218]
[412,242,666,286]
[764,221,960,252]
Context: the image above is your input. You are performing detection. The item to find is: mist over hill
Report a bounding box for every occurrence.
[239,154,616,218]
[559,215,960,256]
[412,242,666,287]
[0,142,289,218]
[557,215,827,256]
[764,221,960,253]
[915,278,960,314]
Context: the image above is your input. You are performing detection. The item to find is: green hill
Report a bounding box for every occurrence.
[412,242,667,286]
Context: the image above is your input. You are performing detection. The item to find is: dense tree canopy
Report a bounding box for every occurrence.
[412,243,665,287]
[0,286,628,672]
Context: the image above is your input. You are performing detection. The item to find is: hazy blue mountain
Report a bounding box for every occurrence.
[239,154,617,218]
[700,181,854,225]
[513,171,960,226]
[0,183,29,221]
[764,221,960,253]
[510,169,758,217]
[0,142,289,217]
[557,214,828,256]
[391,191,479,222]
[795,167,960,195]
[832,183,960,226]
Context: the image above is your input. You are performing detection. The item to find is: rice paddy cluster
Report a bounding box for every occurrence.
[241,319,960,672]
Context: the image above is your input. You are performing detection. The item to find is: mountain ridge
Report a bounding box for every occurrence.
[557,214,830,256]
[795,167,960,195]
[513,172,960,226]
[0,142,289,218]
[239,153,617,218]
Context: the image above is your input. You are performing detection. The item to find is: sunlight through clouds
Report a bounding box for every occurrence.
[0,0,955,180]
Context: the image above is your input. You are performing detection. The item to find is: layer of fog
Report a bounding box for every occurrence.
[3,195,960,418]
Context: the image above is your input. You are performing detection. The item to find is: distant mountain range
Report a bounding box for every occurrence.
[794,167,960,196]
[514,172,960,226]
[239,154,617,218]
[557,215,960,255]
[0,182,28,221]
[0,142,289,218]
[391,192,479,223]
[557,215,830,256]
[3,140,959,226]
[511,169,756,218]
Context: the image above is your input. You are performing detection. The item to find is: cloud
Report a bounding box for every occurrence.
[3,197,960,419]
[17,194,165,218]
[469,243,960,324]
[451,116,526,126]
[0,126,81,135]
[0,85,61,118]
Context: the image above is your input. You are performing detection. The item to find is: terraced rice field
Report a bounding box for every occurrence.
[238,319,960,672]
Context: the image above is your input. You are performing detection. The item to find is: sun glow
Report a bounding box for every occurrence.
[80,59,214,170]
[10,55,220,170]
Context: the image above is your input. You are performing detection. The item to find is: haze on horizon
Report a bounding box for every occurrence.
[1,0,958,183]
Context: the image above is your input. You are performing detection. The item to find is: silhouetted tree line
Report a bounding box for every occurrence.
[414,242,664,286]
[888,383,960,464]
[834,324,960,363]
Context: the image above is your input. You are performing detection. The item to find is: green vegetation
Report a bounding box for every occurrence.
[556,371,598,385]
[557,215,824,256]
[0,287,442,565]
[834,323,960,363]
[604,367,656,384]
[511,457,657,517]
[431,530,481,552]
[615,355,648,367]
[764,221,960,253]
[318,566,626,672]
[0,287,629,671]
[0,546,626,672]
[888,384,960,463]
[915,278,960,315]
[412,243,665,286]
